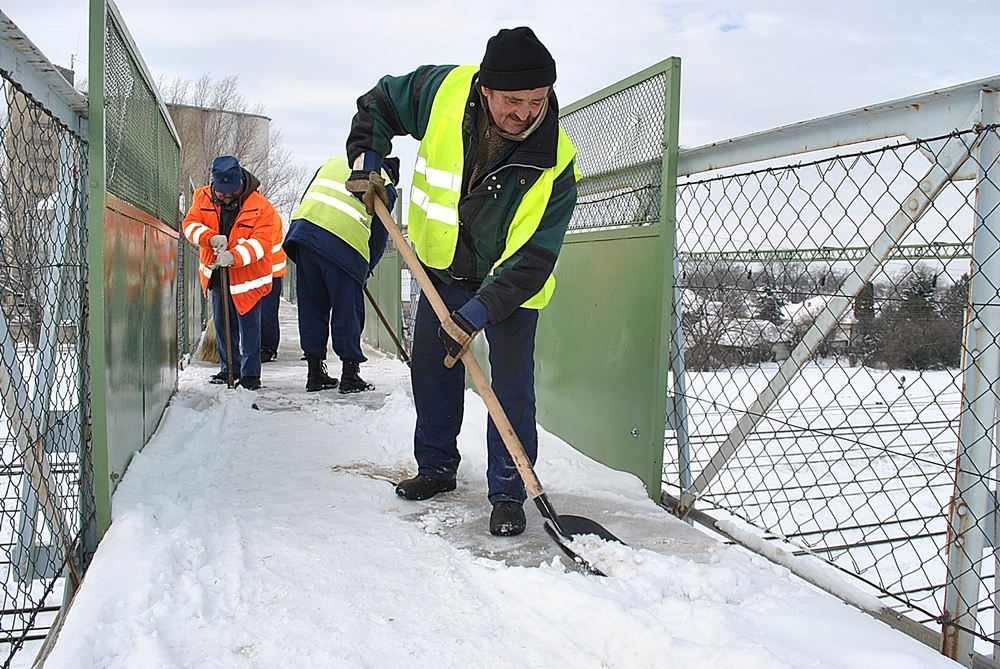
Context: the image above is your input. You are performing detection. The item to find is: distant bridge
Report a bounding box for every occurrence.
[679,241,971,265]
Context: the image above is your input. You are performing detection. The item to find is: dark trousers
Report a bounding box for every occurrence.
[212,289,262,378]
[295,246,366,362]
[411,281,538,504]
[260,276,282,353]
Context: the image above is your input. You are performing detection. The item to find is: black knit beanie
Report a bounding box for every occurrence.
[478,27,556,91]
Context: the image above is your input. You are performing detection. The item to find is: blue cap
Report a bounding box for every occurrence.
[211,156,243,194]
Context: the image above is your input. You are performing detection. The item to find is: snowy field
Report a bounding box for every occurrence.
[36,301,964,668]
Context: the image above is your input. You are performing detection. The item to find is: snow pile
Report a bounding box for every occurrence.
[41,320,959,668]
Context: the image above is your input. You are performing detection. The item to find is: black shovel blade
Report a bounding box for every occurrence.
[557,514,623,544]
[543,522,608,577]
[533,494,625,577]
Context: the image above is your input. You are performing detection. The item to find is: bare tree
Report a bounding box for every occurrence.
[159,73,309,220]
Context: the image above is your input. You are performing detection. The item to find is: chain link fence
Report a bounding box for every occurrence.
[104,15,180,227]
[668,119,1000,661]
[0,48,91,668]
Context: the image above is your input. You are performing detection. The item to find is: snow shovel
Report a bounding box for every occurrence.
[372,198,621,575]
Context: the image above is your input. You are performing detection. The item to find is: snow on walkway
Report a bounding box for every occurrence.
[43,301,960,668]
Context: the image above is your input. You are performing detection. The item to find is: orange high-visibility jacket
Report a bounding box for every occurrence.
[183,186,277,315]
[271,215,288,279]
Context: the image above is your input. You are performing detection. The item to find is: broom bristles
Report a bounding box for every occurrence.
[197,316,220,364]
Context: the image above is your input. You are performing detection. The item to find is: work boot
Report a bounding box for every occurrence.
[339,359,374,394]
[490,501,526,536]
[395,474,457,501]
[209,371,238,385]
[306,353,338,392]
[238,376,261,391]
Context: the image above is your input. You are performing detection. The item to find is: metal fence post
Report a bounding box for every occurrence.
[87,0,112,540]
[942,91,1000,665]
[669,253,692,495]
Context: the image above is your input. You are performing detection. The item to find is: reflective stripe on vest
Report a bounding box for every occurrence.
[409,65,578,309]
[291,156,390,262]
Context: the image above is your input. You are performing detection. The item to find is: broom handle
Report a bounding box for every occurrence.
[372,198,544,499]
[364,284,410,364]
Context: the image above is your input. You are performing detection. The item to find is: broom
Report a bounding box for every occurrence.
[197,315,220,363]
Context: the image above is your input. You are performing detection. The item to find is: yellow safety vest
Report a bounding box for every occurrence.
[291,156,391,262]
[408,65,578,309]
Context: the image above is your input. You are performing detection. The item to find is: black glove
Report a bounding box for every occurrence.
[438,311,480,369]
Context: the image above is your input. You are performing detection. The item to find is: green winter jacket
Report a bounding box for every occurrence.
[347,64,578,325]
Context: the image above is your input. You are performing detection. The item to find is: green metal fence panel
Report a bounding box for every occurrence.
[89,0,181,535]
[102,201,144,490]
[533,58,681,499]
[535,226,670,495]
[363,247,403,358]
[143,222,178,441]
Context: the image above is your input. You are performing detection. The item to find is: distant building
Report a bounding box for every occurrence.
[716,318,784,365]
[782,294,857,358]
[166,104,270,189]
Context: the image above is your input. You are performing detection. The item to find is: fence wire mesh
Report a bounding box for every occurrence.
[104,16,179,229]
[561,71,666,231]
[0,70,90,667]
[669,126,1000,653]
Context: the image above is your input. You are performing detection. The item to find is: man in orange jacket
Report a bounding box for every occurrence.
[183,155,277,390]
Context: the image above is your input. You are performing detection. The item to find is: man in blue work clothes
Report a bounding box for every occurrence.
[345,27,578,536]
[284,156,399,393]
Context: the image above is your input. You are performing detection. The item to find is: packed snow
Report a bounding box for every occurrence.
[40,301,961,668]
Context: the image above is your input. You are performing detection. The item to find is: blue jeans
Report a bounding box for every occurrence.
[295,246,366,362]
[212,290,262,378]
[260,276,282,353]
[411,281,538,504]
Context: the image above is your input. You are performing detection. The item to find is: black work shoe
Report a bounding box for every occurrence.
[238,376,261,390]
[306,373,338,392]
[306,353,338,392]
[209,372,238,385]
[490,501,526,536]
[260,348,277,363]
[339,359,374,394]
[395,474,457,501]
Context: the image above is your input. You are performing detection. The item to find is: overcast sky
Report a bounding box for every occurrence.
[7,0,1000,177]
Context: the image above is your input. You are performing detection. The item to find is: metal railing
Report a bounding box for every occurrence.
[667,76,1000,666]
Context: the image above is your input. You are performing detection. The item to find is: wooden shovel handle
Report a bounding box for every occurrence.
[372,198,544,499]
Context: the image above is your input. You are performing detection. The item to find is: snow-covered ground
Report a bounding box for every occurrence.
[40,301,961,668]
